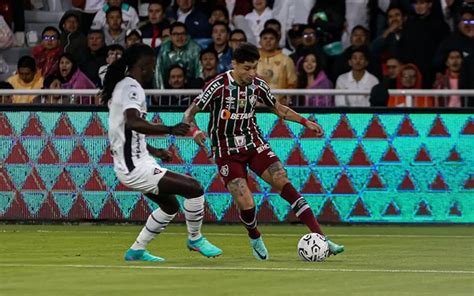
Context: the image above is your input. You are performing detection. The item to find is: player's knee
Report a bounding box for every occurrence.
[160,197,179,215]
[187,178,205,198]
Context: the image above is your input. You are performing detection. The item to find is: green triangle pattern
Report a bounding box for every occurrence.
[6,165,32,189]
[36,165,63,190]
[195,113,210,131]
[52,192,77,216]
[314,168,342,193]
[361,140,388,164]
[393,194,422,220]
[331,195,359,221]
[189,165,217,190]
[113,192,141,219]
[254,193,266,212]
[346,168,372,192]
[360,193,392,220]
[146,137,169,151]
[205,193,232,220]
[5,112,30,135]
[145,198,159,211]
[267,194,290,221]
[377,166,406,192]
[96,165,118,190]
[299,139,326,163]
[162,165,188,176]
[96,112,109,130]
[268,139,295,161]
[454,194,474,222]
[22,138,46,162]
[0,191,15,214]
[346,113,374,138]
[159,113,183,126]
[315,114,341,137]
[52,138,77,162]
[0,138,13,161]
[21,192,47,215]
[82,138,108,164]
[255,113,278,137]
[303,195,327,215]
[66,166,93,190]
[36,112,61,134]
[457,138,474,163]
[410,114,436,137]
[424,138,454,163]
[424,194,453,221]
[331,140,358,165]
[286,166,308,191]
[82,191,109,218]
[392,137,423,164]
[378,114,404,137]
[440,165,469,193]
[254,173,270,192]
[440,114,470,138]
[174,137,200,163]
[66,112,92,134]
[286,120,303,138]
[410,166,438,191]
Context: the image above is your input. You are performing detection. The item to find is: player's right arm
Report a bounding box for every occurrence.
[183,103,206,147]
[125,109,189,136]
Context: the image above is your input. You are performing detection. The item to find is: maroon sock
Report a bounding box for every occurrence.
[239,207,261,239]
[281,183,324,235]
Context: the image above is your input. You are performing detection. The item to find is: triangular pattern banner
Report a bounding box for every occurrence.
[113,192,141,219]
[0,191,15,214]
[205,193,233,220]
[67,112,92,134]
[52,192,77,216]
[267,194,290,221]
[5,112,30,135]
[21,192,47,215]
[82,192,109,218]
[37,112,61,134]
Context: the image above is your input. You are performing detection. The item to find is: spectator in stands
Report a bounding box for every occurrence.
[289,26,325,67]
[398,0,450,88]
[59,10,88,65]
[91,0,139,30]
[287,24,304,54]
[58,53,96,104]
[157,64,192,106]
[257,28,297,104]
[208,5,231,27]
[297,51,334,107]
[335,48,379,107]
[459,52,474,106]
[125,28,142,48]
[388,63,434,107]
[168,0,211,39]
[307,0,345,47]
[433,49,464,107]
[434,6,474,73]
[32,74,64,104]
[99,44,125,86]
[264,19,285,50]
[228,29,247,51]
[81,29,107,87]
[383,57,402,89]
[32,26,63,78]
[189,47,219,88]
[7,56,44,103]
[103,6,127,46]
[208,21,232,73]
[154,22,201,89]
[139,0,170,49]
[245,0,273,45]
[0,81,13,104]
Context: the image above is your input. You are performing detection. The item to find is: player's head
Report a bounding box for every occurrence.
[101,43,156,105]
[232,42,260,85]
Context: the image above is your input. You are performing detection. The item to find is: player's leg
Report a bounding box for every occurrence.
[158,170,222,257]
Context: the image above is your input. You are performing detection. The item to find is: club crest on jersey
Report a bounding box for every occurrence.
[220,164,229,177]
[249,95,257,105]
[153,168,162,175]
[238,98,246,107]
[128,90,138,101]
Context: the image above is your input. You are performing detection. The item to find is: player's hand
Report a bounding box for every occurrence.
[304,120,324,137]
[150,148,172,162]
[169,123,190,136]
[193,129,207,148]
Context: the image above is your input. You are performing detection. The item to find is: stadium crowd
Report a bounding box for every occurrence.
[0,0,473,107]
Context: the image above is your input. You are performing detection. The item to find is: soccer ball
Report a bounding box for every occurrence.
[297,233,329,262]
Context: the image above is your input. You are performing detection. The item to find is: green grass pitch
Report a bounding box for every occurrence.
[0,224,473,296]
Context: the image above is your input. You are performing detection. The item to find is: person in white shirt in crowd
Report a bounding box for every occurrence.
[103,6,127,47]
[244,0,273,45]
[98,44,124,86]
[125,28,142,48]
[91,0,139,31]
[335,47,379,107]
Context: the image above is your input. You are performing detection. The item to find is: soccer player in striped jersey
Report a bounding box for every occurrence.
[183,43,344,260]
[102,44,222,262]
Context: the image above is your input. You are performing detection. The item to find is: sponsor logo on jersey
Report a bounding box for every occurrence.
[256,143,270,154]
[220,164,229,177]
[220,109,255,120]
[200,80,222,102]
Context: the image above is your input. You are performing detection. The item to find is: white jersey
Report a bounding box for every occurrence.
[108,77,151,174]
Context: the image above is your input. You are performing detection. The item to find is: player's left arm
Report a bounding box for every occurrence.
[271,101,324,136]
[183,102,206,148]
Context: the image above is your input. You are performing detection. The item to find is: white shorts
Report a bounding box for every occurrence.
[115,158,168,195]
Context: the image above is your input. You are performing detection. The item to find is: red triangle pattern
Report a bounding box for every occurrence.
[317,199,341,223]
[37,194,61,219]
[4,141,29,163]
[129,196,151,221]
[286,145,308,165]
[247,174,261,193]
[37,140,60,164]
[461,119,474,135]
[463,175,474,189]
[115,182,132,191]
[414,146,432,163]
[52,169,76,191]
[253,200,277,223]
[83,116,106,136]
[428,117,450,137]
[429,173,449,191]
[207,175,227,192]
[98,196,124,220]
[0,167,15,191]
[383,201,401,216]
[366,171,385,190]
[332,172,356,194]
[167,144,185,164]
[22,167,46,191]
[331,116,356,138]
[84,169,108,191]
[2,193,30,219]
[152,114,162,124]
[363,116,387,138]
[350,198,370,217]
[396,116,418,136]
[0,114,13,136]
[53,115,75,136]
[269,119,293,138]
[415,201,432,216]
[381,146,400,162]
[398,172,416,191]
[67,143,91,164]
[67,195,93,220]
[300,117,322,138]
[446,147,462,162]
[21,116,44,136]
[98,146,114,164]
[317,145,340,166]
[348,144,372,166]
[192,148,214,164]
[301,174,324,194]
[449,202,462,216]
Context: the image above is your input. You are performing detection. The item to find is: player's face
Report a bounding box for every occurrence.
[140,56,156,83]
[232,60,258,85]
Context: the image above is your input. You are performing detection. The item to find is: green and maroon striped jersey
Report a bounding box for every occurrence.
[194,71,277,157]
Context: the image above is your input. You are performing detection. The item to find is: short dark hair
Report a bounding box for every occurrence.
[349,47,369,60]
[88,29,104,36]
[41,26,60,37]
[106,6,122,18]
[170,21,187,34]
[230,29,247,41]
[211,5,230,21]
[106,44,125,53]
[387,4,405,15]
[43,74,61,89]
[232,42,260,63]
[259,28,279,39]
[264,19,281,30]
[212,21,230,33]
[168,64,186,75]
[17,56,36,72]
[200,47,218,60]
[351,25,369,35]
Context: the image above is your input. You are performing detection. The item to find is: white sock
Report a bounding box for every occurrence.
[130,208,176,250]
[184,195,204,241]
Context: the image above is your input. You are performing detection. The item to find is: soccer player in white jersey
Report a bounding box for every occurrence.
[102,44,222,262]
[183,43,344,260]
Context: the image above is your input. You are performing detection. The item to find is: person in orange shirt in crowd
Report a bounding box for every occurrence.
[32,27,63,78]
[388,63,434,107]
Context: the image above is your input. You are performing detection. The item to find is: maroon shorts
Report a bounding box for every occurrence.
[215,144,281,186]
